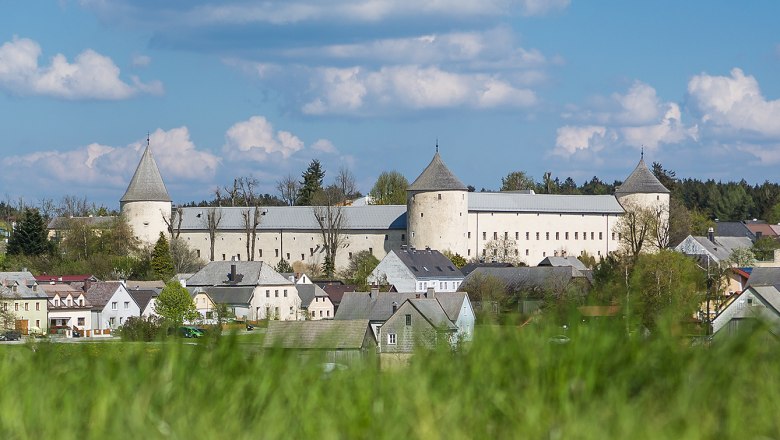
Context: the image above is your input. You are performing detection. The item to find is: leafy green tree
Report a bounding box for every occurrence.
[151,232,175,281]
[628,250,704,331]
[342,250,379,290]
[460,272,509,322]
[751,237,780,262]
[275,259,293,273]
[297,159,325,206]
[443,250,467,269]
[7,208,51,256]
[369,171,409,205]
[766,202,780,225]
[500,171,535,192]
[154,281,199,326]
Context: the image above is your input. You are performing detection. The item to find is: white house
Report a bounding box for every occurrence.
[41,283,94,337]
[84,282,140,333]
[712,285,780,337]
[297,284,335,320]
[368,248,464,293]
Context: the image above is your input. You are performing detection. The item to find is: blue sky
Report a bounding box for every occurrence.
[2,1,780,208]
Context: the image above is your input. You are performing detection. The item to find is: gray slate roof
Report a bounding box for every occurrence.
[128,289,158,312]
[393,248,464,280]
[681,236,753,262]
[186,261,291,287]
[463,266,590,293]
[468,192,624,214]
[433,291,468,321]
[121,146,171,202]
[263,319,371,349]
[178,205,407,231]
[408,152,467,191]
[203,286,255,305]
[746,267,780,288]
[297,284,329,308]
[48,216,116,230]
[0,271,48,299]
[614,158,670,194]
[407,299,457,330]
[538,256,588,271]
[715,221,755,239]
[84,282,124,308]
[335,291,464,322]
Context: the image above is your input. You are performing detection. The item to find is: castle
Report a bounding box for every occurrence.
[121,145,669,270]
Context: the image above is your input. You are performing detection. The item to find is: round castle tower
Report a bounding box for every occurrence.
[614,154,670,219]
[120,142,172,245]
[407,151,469,256]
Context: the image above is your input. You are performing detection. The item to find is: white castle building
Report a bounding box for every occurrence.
[121,146,669,271]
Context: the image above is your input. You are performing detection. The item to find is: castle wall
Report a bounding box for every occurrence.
[467,211,621,265]
[407,190,468,255]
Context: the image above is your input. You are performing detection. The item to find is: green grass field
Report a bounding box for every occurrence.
[0,320,778,439]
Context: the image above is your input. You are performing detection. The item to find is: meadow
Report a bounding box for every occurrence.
[0,320,778,439]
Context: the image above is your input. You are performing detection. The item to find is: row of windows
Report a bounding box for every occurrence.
[266,289,288,298]
[111,301,131,310]
[4,302,41,312]
[310,309,332,318]
[475,231,617,241]
[417,281,459,291]
[216,247,379,262]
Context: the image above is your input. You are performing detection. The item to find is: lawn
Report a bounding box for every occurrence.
[0,320,778,439]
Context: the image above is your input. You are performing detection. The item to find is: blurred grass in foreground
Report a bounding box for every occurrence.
[1,319,779,439]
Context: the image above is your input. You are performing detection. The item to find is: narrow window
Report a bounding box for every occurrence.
[493,232,498,240]
[266,290,270,298]
[405,314,412,326]
[275,290,279,297]
[438,194,442,200]
[536,232,540,240]
[546,232,550,240]
[36,303,39,311]
[259,249,263,258]
[112,302,117,310]
[275,249,279,257]
[401,234,406,241]
[599,232,603,240]
[468,232,471,239]
[515,232,519,240]
[284,290,287,297]
[482,232,487,240]
[196,249,200,258]
[591,232,595,240]
[526,249,529,256]
[526,232,530,240]
[504,232,508,239]
[222,254,226,260]
[124,301,129,309]
[575,232,579,240]
[565,232,569,240]
[388,333,397,345]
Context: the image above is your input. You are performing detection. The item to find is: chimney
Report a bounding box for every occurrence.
[230,264,237,282]
[707,227,715,243]
[392,301,398,314]
[369,287,379,298]
[426,287,435,299]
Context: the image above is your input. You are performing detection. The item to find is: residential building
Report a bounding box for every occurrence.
[368,247,464,293]
[128,288,159,318]
[378,299,457,356]
[84,282,140,333]
[675,232,753,265]
[263,319,376,365]
[40,283,94,337]
[0,271,48,334]
[712,285,780,337]
[297,283,334,320]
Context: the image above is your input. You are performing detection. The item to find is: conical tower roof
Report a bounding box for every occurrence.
[120,144,171,202]
[615,157,670,194]
[408,152,467,191]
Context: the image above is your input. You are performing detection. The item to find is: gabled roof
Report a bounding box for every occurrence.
[408,152,467,192]
[128,289,158,312]
[334,291,465,321]
[406,299,457,330]
[186,261,291,287]
[461,262,514,276]
[538,256,588,271]
[84,282,125,308]
[434,291,468,321]
[297,284,329,308]
[35,274,99,284]
[677,235,753,263]
[463,266,590,293]
[120,145,171,202]
[614,157,670,194]
[469,192,624,214]
[263,319,372,349]
[715,221,755,239]
[746,267,780,288]
[317,283,358,306]
[391,248,463,280]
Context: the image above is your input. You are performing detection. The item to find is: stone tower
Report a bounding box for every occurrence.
[614,155,670,226]
[407,151,469,256]
[120,142,172,245]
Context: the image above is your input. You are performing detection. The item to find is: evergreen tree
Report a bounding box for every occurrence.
[7,208,51,256]
[154,281,199,326]
[151,232,175,281]
[297,159,325,206]
[275,259,293,273]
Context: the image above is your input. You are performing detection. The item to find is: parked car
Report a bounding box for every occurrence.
[0,330,22,341]
[178,326,204,338]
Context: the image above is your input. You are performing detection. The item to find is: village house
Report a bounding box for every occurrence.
[186,261,301,320]
[368,247,464,293]
[263,319,375,366]
[40,283,94,337]
[0,271,48,334]
[378,298,458,356]
[84,281,140,333]
[128,288,159,318]
[297,283,334,320]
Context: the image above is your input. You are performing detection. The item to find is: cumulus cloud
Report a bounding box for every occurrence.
[223,116,306,161]
[553,81,697,157]
[311,139,338,154]
[132,54,151,67]
[688,68,780,138]
[2,128,218,190]
[0,36,162,100]
[302,65,536,115]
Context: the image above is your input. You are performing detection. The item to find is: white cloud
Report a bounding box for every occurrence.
[223,116,305,161]
[302,65,535,115]
[2,128,218,189]
[311,139,338,154]
[554,81,697,157]
[0,36,162,100]
[132,54,151,67]
[688,68,780,138]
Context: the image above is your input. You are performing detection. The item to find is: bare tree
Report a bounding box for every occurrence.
[57,195,90,217]
[335,166,358,200]
[276,174,300,206]
[170,236,206,273]
[241,208,262,261]
[650,203,671,249]
[236,176,260,206]
[312,186,348,277]
[483,236,521,265]
[205,208,223,262]
[38,198,56,221]
[615,202,656,262]
[163,206,184,239]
